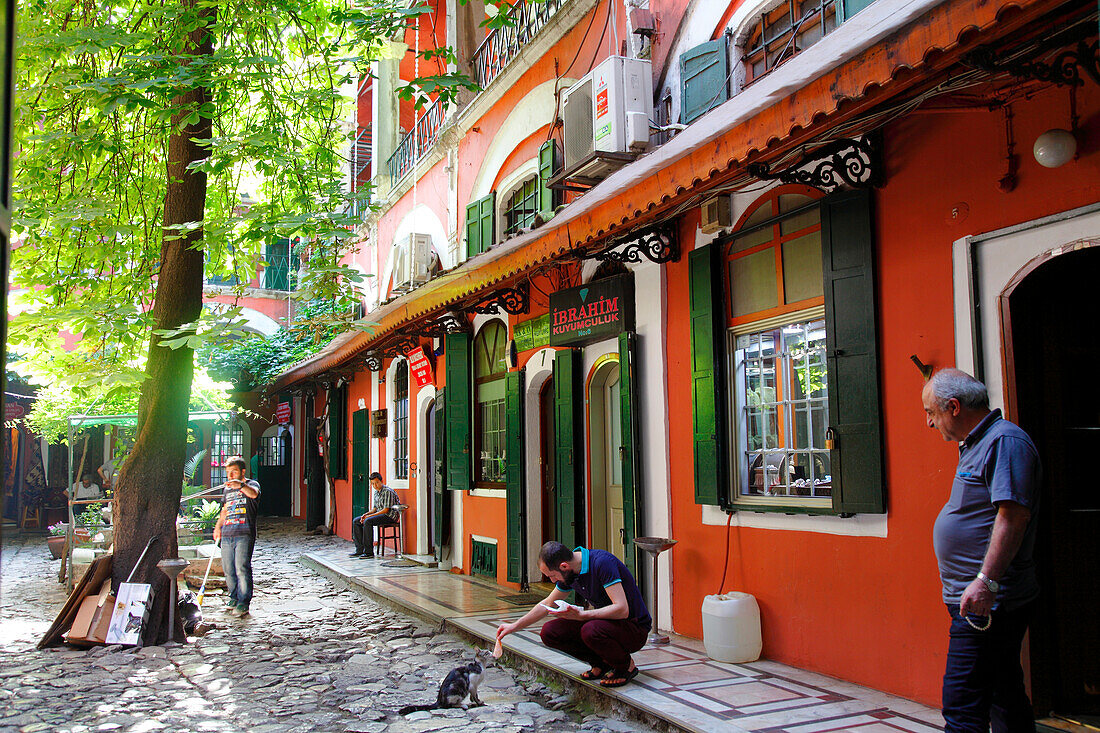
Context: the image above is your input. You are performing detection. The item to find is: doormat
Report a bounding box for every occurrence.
[497,593,548,606]
[382,558,421,568]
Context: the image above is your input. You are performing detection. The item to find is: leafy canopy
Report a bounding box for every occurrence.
[11,0,475,394]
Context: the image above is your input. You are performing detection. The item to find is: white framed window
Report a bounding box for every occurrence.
[730,315,831,507]
[393,360,409,479]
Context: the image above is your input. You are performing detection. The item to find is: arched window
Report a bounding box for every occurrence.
[392,360,409,479]
[725,187,830,505]
[474,320,508,486]
[502,176,539,236]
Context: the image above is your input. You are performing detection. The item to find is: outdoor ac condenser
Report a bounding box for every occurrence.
[391,233,432,293]
[562,56,653,181]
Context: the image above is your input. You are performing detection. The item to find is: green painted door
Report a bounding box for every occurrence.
[351,409,369,519]
[445,333,472,491]
[554,349,582,549]
[434,392,445,557]
[506,371,526,584]
[618,332,640,577]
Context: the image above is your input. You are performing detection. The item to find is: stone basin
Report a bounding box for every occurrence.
[633,537,678,554]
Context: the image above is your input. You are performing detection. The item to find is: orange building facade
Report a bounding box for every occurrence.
[273,0,1100,714]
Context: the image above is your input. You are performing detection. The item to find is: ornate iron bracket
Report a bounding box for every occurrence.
[414,311,469,339]
[381,336,421,358]
[964,37,1100,88]
[466,282,529,315]
[747,135,881,192]
[361,352,383,372]
[583,222,680,264]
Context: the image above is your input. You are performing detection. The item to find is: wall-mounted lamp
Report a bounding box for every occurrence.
[1033,129,1077,168]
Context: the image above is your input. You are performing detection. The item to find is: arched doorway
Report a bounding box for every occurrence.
[588,356,626,563]
[1003,243,1100,721]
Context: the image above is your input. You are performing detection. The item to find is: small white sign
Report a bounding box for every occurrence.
[106,582,154,646]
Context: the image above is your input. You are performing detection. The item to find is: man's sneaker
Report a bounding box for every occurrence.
[348,551,363,557]
[225,606,242,618]
[236,606,250,618]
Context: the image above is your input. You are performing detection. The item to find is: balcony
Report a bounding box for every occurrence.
[386,96,447,183]
[472,0,567,88]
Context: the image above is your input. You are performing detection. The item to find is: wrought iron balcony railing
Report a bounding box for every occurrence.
[472,0,567,88]
[386,96,447,183]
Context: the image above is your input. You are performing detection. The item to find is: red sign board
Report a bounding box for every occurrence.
[4,402,26,421]
[276,402,291,425]
[408,347,434,388]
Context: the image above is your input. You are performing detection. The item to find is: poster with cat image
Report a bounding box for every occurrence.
[106,582,155,646]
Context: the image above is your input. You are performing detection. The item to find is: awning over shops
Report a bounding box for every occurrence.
[271,0,1067,392]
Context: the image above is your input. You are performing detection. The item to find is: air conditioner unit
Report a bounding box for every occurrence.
[700,195,733,234]
[392,233,433,293]
[563,56,653,181]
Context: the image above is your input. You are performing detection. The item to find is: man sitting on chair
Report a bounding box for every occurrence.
[350,472,399,559]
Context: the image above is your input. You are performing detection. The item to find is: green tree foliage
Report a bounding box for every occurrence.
[11,0,473,391]
[198,299,364,391]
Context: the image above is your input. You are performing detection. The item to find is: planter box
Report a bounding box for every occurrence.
[48,536,65,559]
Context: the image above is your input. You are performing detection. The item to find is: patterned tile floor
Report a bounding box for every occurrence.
[304,543,943,733]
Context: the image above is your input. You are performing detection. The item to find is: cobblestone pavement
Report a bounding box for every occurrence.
[0,519,654,733]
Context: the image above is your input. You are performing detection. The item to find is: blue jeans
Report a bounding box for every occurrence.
[221,535,256,610]
[943,601,1036,733]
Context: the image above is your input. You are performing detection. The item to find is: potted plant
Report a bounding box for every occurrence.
[75,502,103,545]
[47,523,67,559]
[193,499,222,540]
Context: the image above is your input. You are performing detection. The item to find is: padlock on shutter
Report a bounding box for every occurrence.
[825,427,837,450]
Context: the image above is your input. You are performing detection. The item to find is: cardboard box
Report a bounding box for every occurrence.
[106,582,154,646]
[67,580,113,645]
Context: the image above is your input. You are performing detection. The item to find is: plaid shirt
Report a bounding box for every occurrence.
[371,484,400,523]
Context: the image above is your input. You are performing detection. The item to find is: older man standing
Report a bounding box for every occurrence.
[921,368,1041,733]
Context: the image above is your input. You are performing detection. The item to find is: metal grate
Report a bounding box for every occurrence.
[471,539,497,578]
[471,0,567,89]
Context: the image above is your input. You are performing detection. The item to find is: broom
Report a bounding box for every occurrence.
[196,545,216,607]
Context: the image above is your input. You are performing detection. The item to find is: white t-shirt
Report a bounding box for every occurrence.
[72,481,102,500]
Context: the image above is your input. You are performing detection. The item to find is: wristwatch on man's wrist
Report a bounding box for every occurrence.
[976,571,999,594]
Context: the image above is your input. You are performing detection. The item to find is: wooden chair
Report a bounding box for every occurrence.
[378,504,407,557]
[20,502,43,530]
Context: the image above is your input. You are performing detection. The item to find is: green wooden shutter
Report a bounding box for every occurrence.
[466,200,481,258]
[538,140,560,218]
[445,332,472,491]
[328,385,348,480]
[351,409,369,519]
[479,192,496,251]
[505,370,526,584]
[689,244,726,506]
[680,39,729,125]
[264,238,290,291]
[821,188,885,514]
[618,332,640,577]
[433,392,446,555]
[554,348,582,548]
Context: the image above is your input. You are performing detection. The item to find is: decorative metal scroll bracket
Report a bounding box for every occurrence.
[963,38,1100,88]
[381,336,421,358]
[361,352,383,372]
[466,282,529,315]
[414,311,469,339]
[583,222,680,264]
[747,135,882,192]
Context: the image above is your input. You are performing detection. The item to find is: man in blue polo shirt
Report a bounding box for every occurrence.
[922,368,1041,733]
[495,541,651,687]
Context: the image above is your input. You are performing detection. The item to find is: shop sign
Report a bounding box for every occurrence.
[549,274,634,347]
[4,402,26,420]
[408,347,434,388]
[275,402,291,425]
[514,314,550,352]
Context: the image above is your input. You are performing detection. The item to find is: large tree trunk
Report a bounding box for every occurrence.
[111,0,214,645]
